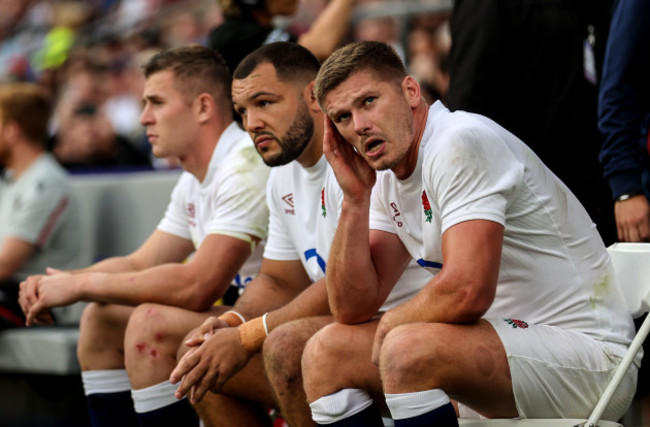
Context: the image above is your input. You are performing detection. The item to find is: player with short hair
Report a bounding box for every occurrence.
[169,41,430,426]
[19,45,270,426]
[302,41,638,425]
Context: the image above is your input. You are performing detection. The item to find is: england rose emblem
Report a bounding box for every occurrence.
[422,190,432,223]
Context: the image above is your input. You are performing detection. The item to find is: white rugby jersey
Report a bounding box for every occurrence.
[264,155,329,282]
[369,102,634,346]
[157,122,270,288]
[318,167,430,311]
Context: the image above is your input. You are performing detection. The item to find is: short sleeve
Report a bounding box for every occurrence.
[157,173,192,239]
[425,125,522,233]
[207,155,269,239]
[263,170,300,261]
[8,177,72,247]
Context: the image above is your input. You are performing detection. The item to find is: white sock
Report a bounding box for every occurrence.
[385,389,450,420]
[131,380,183,413]
[309,388,374,424]
[81,369,132,396]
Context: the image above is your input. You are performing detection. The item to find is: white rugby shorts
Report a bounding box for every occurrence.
[458,318,638,421]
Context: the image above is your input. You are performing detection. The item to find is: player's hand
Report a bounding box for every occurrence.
[24,268,85,326]
[323,116,376,204]
[18,274,53,325]
[183,316,230,347]
[615,195,650,242]
[170,326,251,404]
[18,274,44,316]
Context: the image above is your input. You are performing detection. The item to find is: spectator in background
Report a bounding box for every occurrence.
[0,82,81,328]
[445,0,617,244]
[51,101,152,171]
[48,57,151,170]
[208,0,356,74]
[599,0,650,243]
[598,0,650,424]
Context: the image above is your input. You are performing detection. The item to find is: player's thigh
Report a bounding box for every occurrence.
[126,303,225,346]
[264,315,334,373]
[219,352,277,408]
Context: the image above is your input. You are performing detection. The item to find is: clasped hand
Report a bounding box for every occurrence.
[170,316,252,404]
[18,268,78,326]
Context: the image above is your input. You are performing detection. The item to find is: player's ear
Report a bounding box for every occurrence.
[402,76,421,108]
[305,81,320,113]
[195,93,213,123]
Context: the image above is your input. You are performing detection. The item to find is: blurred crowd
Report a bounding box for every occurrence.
[0,0,452,171]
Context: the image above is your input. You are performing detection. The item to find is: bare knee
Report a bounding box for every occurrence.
[264,321,309,391]
[379,323,449,392]
[124,303,180,366]
[264,317,330,396]
[77,302,131,370]
[301,323,355,401]
[302,323,348,379]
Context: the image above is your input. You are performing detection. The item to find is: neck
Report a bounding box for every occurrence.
[393,99,429,180]
[296,122,325,169]
[8,142,43,179]
[182,122,229,183]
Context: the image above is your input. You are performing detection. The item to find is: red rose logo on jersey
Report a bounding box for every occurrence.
[505,318,529,329]
[321,188,326,218]
[422,190,432,223]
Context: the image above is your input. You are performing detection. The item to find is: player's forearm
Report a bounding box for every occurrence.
[298,0,354,60]
[71,255,144,275]
[327,200,382,323]
[232,273,303,321]
[386,270,494,331]
[80,263,221,310]
[266,278,330,331]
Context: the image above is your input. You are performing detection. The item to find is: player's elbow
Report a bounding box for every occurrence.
[332,302,376,325]
[453,287,494,323]
[175,271,221,312]
[183,291,215,312]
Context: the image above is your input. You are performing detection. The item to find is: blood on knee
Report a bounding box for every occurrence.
[136,343,146,353]
[149,348,158,358]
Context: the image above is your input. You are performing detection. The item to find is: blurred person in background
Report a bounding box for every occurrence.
[598,0,650,424]
[51,101,152,170]
[445,0,616,245]
[48,57,151,170]
[208,0,357,74]
[599,0,650,243]
[0,82,81,328]
[406,20,450,104]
